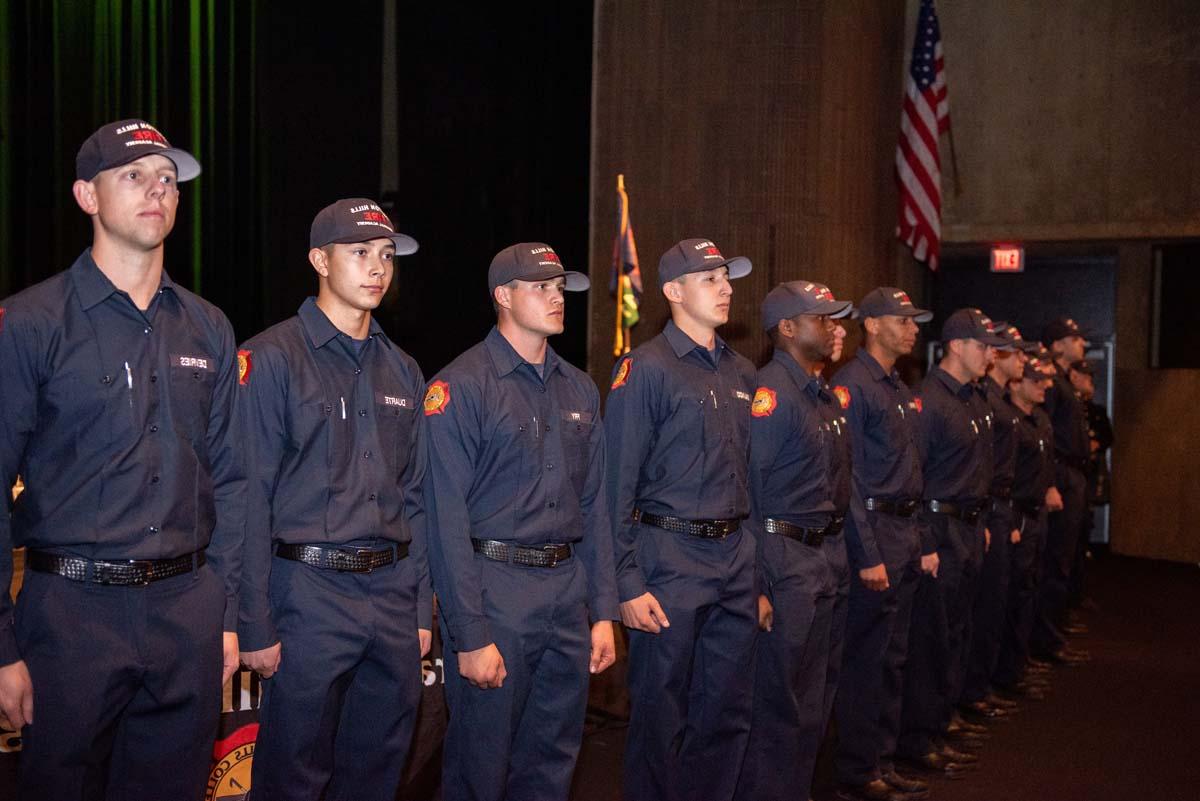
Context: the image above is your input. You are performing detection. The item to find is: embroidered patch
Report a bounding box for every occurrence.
[751,387,777,417]
[237,350,252,385]
[424,380,450,416]
[832,385,851,410]
[611,358,632,390]
[912,397,923,413]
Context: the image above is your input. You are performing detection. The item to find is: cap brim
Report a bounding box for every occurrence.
[326,232,420,255]
[902,308,934,323]
[814,300,855,319]
[161,148,202,182]
[723,256,753,279]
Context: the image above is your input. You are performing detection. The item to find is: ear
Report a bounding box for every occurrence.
[72,179,98,215]
[776,317,796,339]
[308,247,330,278]
[661,279,683,305]
[863,316,880,337]
[493,283,513,311]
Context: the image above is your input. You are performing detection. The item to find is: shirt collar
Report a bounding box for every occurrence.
[297,296,390,350]
[71,248,179,311]
[484,326,561,379]
[855,346,897,383]
[932,365,974,399]
[664,319,727,361]
[771,349,824,396]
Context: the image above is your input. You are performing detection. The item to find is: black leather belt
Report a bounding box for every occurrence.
[764,515,845,547]
[27,549,205,587]
[471,539,572,568]
[633,509,741,539]
[924,499,985,524]
[863,498,920,517]
[276,542,407,573]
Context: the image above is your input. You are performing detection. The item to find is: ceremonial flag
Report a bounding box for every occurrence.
[611,174,642,357]
[896,0,950,270]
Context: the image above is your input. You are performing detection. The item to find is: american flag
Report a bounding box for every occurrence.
[896,0,950,270]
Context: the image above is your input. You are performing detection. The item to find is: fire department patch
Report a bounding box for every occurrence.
[833,385,851,410]
[751,387,777,417]
[0,307,6,334]
[237,349,252,385]
[611,358,632,390]
[424,380,450,416]
[913,397,923,413]
[207,722,257,800]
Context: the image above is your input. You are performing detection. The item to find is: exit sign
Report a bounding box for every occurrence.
[991,247,1025,273]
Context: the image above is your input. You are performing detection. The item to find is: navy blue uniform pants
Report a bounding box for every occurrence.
[834,514,921,785]
[994,510,1046,687]
[1033,466,1085,656]
[442,557,591,801]
[250,554,421,801]
[623,526,757,801]
[822,534,851,730]
[962,506,1014,703]
[15,563,223,801]
[898,514,983,758]
[736,538,834,801]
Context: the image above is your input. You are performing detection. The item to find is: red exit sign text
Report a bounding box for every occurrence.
[991,247,1025,273]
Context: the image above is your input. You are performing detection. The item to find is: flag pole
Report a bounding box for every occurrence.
[613,174,626,357]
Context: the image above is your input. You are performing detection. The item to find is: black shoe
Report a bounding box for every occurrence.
[983,692,1020,710]
[1045,647,1092,665]
[836,779,910,801]
[939,743,979,764]
[948,712,990,734]
[959,700,1010,720]
[899,750,972,779]
[882,770,930,797]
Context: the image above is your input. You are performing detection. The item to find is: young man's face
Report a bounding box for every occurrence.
[318,238,395,313]
[993,348,1026,383]
[788,313,838,362]
[1054,334,1086,363]
[670,266,733,329]
[954,337,994,380]
[869,314,919,358]
[84,154,179,250]
[1069,368,1094,399]
[1015,375,1048,405]
[502,276,566,337]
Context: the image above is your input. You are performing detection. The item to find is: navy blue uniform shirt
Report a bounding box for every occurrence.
[236,297,431,650]
[604,320,758,603]
[1013,405,1055,505]
[1044,364,1089,466]
[0,249,245,664]
[751,350,851,527]
[984,375,1021,530]
[832,348,924,567]
[915,367,993,504]
[423,327,618,654]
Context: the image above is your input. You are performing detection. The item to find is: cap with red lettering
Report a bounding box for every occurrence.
[76,119,201,182]
[857,287,933,321]
[488,243,589,292]
[309,198,419,254]
[657,238,752,287]
[760,280,854,331]
[941,308,1010,346]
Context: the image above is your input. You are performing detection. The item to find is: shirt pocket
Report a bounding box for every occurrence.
[376,393,417,477]
[168,354,217,445]
[560,410,594,496]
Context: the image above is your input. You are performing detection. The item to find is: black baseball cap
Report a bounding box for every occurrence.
[1068,359,1095,376]
[1004,324,1041,355]
[657,238,752,286]
[941,308,1010,346]
[309,198,419,254]
[1021,358,1050,381]
[76,119,201,182]
[760,280,854,331]
[857,287,933,321]
[1041,317,1090,346]
[488,243,589,293]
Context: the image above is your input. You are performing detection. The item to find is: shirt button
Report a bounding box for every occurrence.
[728,472,735,478]
[538,387,546,394]
[150,425,159,433]
[359,409,367,417]
[369,493,377,501]
[144,327,151,334]
[548,501,556,508]
[364,451,372,459]
[546,463,554,470]
[148,526,159,533]
[150,374,158,383]
[102,375,112,384]
[355,368,362,375]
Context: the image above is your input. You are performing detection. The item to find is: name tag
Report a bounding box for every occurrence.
[170,353,213,371]
[733,389,752,402]
[376,392,413,409]
[561,410,594,424]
